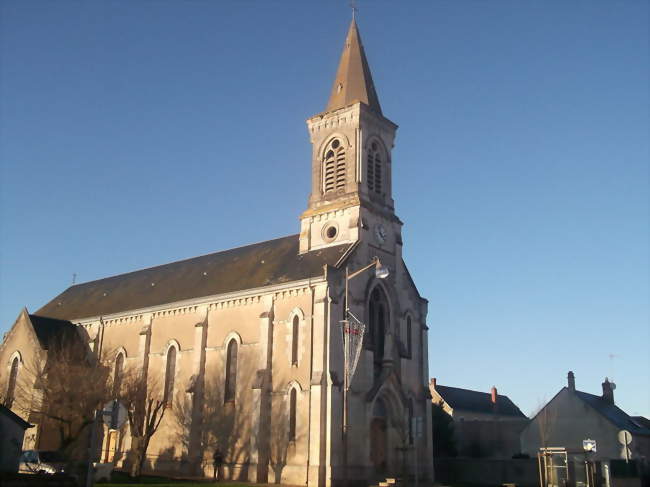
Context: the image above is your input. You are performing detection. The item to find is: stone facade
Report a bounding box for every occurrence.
[0,19,433,486]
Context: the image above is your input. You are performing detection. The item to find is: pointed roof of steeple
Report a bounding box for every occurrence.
[326,19,382,115]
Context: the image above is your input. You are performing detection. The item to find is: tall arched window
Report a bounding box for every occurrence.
[113,353,124,397]
[164,346,176,404]
[367,142,383,194]
[291,315,299,365]
[6,357,19,408]
[406,316,412,358]
[224,340,238,403]
[368,287,389,380]
[323,139,346,193]
[289,388,297,441]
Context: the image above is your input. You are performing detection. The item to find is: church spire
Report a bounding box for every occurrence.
[326,19,382,115]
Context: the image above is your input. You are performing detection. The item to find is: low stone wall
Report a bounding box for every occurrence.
[434,458,539,487]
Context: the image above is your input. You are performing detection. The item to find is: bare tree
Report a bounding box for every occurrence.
[118,369,166,478]
[173,365,257,479]
[13,336,110,461]
[531,398,557,450]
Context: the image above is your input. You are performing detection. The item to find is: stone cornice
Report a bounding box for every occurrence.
[74,277,326,327]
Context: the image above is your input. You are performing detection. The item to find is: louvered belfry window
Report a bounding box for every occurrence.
[367,142,382,194]
[323,139,346,193]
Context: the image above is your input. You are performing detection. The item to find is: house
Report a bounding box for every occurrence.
[0,19,433,486]
[0,404,32,473]
[520,371,650,465]
[430,378,528,458]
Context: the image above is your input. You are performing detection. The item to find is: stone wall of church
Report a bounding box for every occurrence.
[324,243,433,483]
[0,310,48,450]
[83,282,327,484]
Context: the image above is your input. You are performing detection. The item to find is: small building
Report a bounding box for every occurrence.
[430,378,528,458]
[0,404,32,473]
[520,371,650,464]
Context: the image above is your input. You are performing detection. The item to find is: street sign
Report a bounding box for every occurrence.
[618,429,632,445]
[583,439,597,452]
[102,399,127,430]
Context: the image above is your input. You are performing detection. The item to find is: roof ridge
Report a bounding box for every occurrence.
[65,233,300,289]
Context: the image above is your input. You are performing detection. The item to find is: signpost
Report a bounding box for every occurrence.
[618,429,632,463]
[583,439,597,453]
[102,399,127,430]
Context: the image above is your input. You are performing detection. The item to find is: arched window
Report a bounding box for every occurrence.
[323,139,346,193]
[367,142,383,194]
[368,287,389,380]
[6,357,19,408]
[406,316,412,358]
[163,346,176,404]
[224,340,238,402]
[291,315,299,365]
[289,388,297,441]
[113,353,124,397]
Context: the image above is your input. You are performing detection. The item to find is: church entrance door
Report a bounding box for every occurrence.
[369,417,387,473]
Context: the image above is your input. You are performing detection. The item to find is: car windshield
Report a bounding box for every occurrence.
[39,451,65,463]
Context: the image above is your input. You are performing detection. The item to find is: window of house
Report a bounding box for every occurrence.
[289,388,297,441]
[113,353,124,397]
[323,139,346,193]
[225,340,238,403]
[291,315,299,366]
[163,346,176,404]
[6,356,19,408]
[367,142,383,194]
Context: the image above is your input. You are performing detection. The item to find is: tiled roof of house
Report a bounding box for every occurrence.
[37,235,350,321]
[0,403,32,429]
[631,416,650,429]
[575,391,650,436]
[434,384,527,418]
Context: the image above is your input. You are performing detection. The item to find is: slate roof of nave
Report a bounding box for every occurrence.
[37,235,350,321]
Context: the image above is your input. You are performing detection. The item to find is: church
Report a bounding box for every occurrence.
[0,19,433,486]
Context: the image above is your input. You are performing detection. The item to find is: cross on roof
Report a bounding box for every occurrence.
[350,0,358,20]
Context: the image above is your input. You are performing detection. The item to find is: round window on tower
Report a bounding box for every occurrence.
[322,223,339,243]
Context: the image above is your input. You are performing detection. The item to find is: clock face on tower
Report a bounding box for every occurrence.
[374,224,387,244]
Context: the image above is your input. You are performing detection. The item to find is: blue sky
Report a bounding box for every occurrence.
[1,1,648,418]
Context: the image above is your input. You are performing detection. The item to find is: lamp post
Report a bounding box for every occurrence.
[341,257,389,486]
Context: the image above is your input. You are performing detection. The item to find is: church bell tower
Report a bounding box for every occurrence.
[299,20,401,254]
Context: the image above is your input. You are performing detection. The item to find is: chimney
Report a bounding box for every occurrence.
[491,386,497,404]
[602,378,615,405]
[567,371,575,391]
[430,377,437,389]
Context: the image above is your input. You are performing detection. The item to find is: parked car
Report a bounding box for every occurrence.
[18,450,66,474]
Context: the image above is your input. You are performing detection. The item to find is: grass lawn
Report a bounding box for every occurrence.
[101,482,249,487]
